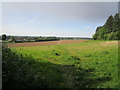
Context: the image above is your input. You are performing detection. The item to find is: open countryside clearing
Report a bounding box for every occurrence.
[3,40,118,88]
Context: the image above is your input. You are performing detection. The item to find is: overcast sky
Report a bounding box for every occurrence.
[2,2,119,37]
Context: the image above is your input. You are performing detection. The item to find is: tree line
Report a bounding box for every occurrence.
[93,13,120,40]
[1,35,59,43]
[1,34,92,43]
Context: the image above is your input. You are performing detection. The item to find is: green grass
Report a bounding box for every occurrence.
[3,40,118,88]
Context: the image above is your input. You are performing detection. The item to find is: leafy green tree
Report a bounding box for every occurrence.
[104,15,114,33]
[113,13,120,32]
[106,31,119,40]
[2,34,7,40]
[94,27,108,40]
[93,34,97,40]
[93,13,120,40]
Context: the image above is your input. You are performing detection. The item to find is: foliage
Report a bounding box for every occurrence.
[93,13,120,40]
[106,31,119,40]
[9,36,16,42]
[104,15,114,33]
[93,27,108,40]
[2,34,7,40]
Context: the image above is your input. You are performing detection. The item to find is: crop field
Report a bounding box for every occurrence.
[8,40,86,47]
[3,40,118,88]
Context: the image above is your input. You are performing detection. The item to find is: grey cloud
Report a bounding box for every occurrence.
[2,0,120,2]
[3,2,118,23]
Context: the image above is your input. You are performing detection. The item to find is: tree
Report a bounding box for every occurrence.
[9,36,15,42]
[34,37,39,41]
[93,34,97,40]
[112,13,120,32]
[2,34,7,40]
[93,13,120,40]
[104,15,114,33]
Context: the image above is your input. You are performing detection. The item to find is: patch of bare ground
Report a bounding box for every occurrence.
[105,41,118,44]
[8,40,87,47]
[101,41,118,47]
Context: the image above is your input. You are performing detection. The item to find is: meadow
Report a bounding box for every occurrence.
[2,40,118,88]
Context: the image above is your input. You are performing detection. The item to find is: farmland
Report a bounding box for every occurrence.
[8,40,86,47]
[3,40,118,88]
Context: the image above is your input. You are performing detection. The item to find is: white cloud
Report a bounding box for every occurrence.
[85,26,91,29]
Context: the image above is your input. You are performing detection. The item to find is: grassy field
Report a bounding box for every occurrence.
[3,40,118,88]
